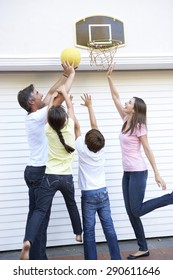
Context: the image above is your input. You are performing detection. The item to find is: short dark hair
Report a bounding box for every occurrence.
[85,129,105,153]
[17,84,35,113]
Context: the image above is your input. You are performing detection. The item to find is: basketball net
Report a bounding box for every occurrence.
[87,39,121,70]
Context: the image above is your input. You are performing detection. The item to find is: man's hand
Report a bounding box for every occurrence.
[62,61,75,77]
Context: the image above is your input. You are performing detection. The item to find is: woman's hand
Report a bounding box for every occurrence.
[155,173,166,190]
[107,64,114,78]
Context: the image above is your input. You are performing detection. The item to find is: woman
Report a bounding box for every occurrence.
[20,84,82,260]
[107,66,173,259]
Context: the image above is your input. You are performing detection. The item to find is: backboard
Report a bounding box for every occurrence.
[75,15,125,49]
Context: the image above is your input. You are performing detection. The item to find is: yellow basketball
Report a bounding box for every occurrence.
[60,47,81,68]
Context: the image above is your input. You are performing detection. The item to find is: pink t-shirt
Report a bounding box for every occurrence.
[119,121,147,172]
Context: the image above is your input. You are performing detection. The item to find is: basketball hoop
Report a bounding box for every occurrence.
[87,39,121,70]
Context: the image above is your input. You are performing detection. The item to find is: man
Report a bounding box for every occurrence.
[17,62,76,259]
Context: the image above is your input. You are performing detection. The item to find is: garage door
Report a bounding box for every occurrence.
[0,70,173,251]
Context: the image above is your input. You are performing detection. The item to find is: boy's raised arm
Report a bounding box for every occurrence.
[81,94,98,130]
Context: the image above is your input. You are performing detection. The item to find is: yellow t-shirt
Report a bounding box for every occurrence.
[45,117,75,174]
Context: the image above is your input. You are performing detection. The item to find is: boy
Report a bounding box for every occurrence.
[75,93,121,260]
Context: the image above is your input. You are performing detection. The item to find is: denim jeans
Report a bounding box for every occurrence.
[81,187,121,260]
[24,174,82,244]
[122,170,173,251]
[24,166,50,260]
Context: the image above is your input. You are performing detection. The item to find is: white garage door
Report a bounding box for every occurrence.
[0,70,173,251]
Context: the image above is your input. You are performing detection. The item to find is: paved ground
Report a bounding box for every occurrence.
[0,236,173,260]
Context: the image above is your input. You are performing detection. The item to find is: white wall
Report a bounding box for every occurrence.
[0,0,173,58]
[1,70,173,251]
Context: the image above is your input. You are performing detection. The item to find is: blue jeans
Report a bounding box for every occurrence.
[24,166,50,260]
[81,187,121,260]
[24,174,82,244]
[122,170,173,251]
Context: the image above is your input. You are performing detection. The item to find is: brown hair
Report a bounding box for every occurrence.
[122,97,147,135]
[85,129,105,153]
[48,105,75,153]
